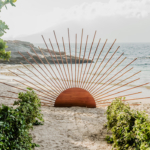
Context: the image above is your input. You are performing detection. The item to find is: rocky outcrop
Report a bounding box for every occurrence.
[0,40,93,64]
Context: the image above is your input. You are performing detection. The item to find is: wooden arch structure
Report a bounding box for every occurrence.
[0,29,150,108]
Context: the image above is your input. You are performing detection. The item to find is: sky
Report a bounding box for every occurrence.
[0,0,150,43]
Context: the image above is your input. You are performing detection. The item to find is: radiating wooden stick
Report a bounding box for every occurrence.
[17,68,59,95]
[49,37,68,89]
[27,51,59,90]
[0,95,53,104]
[91,58,137,95]
[42,35,66,89]
[88,46,120,91]
[86,52,124,91]
[9,69,57,98]
[53,30,69,88]
[97,97,150,106]
[81,31,97,88]
[82,38,101,89]
[96,82,149,100]
[7,91,54,103]
[87,39,117,92]
[68,28,73,87]
[79,35,88,87]
[89,57,127,93]
[95,78,140,99]
[94,67,133,96]
[95,77,140,99]
[84,39,107,89]
[18,52,57,91]
[75,34,77,87]
[95,92,142,102]
[62,37,71,88]
[0,82,52,100]
[13,79,56,100]
[94,70,141,98]
[30,46,63,91]
[37,47,63,90]
[77,29,83,87]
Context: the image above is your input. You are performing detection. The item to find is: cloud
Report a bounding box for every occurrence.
[37,0,150,29]
[2,0,150,38]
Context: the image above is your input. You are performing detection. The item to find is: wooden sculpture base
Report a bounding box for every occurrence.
[54,88,96,108]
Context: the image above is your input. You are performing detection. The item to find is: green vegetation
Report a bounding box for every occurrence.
[13,87,44,125]
[0,38,11,60]
[0,0,17,60]
[0,88,43,149]
[105,97,150,150]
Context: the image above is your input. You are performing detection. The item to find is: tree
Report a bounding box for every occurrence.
[0,0,17,61]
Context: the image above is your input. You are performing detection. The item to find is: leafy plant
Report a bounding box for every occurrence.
[106,97,150,150]
[0,20,9,37]
[14,87,44,125]
[105,135,114,144]
[0,88,44,149]
[0,38,11,60]
[0,0,17,60]
[0,105,39,150]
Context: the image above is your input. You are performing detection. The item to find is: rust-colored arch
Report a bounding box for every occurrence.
[54,88,96,108]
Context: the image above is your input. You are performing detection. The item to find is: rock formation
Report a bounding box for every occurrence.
[0,40,93,64]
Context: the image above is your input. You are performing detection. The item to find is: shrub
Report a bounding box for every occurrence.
[106,97,150,150]
[14,87,44,125]
[0,88,44,149]
[0,105,38,150]
[0,39,11,61]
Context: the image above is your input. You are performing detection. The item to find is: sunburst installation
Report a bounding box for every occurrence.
[0,29,150,107]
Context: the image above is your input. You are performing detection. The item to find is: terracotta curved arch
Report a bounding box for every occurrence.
[54,88,96,108]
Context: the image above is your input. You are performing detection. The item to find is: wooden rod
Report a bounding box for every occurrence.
[88,46,120,91]
[62,37,71,88]
[37,47,63,90]
[17,68,59,95]
[49,37,68,89]
[41,35,66,89]
[86,52,124,91]
[0,82,53,100]
[75,34,77,87]
[79,35,88,87]
[77,29,83,87]
[96,82,149,100]
[97,97,150,105]
[18,52,56,91]
[84,39,108,89]
[94,70,141,98]
[9,69,56,98]
[30,46,62,91]
[95,91,142,102]
[68,28,74,87]
[7,90,54,103]
[13,79,57,100]
[82,38,101,89]
[53,31,69,88]
[91,58,137,95]
[27,51,58,91]
[81,31,97,88]
[0,95,53,104]
[87,39,117,92]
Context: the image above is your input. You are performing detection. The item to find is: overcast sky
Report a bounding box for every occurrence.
[1,0,150,43]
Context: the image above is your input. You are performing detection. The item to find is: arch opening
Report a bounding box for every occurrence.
[54,88,96,108]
